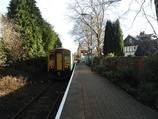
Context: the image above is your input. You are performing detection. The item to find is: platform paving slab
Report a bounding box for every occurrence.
[60,63,158,119]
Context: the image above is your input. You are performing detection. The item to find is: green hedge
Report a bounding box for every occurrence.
[94,56,158,108]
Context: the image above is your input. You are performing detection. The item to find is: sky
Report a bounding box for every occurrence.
[0,0,158,53]
[117,0,158,37]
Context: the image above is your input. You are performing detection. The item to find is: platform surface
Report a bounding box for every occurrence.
[60,63,158,119]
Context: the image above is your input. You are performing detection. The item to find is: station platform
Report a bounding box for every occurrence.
[58,62,158,119]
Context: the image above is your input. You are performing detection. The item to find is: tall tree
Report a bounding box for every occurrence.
[66,0,118,56]
[103,20,114,55]
[113,19,124,56]
[7,0,45,59]
[41,21,62,51]
[7,0,61,60]
[103,19,124,56]
[53,35,62,48]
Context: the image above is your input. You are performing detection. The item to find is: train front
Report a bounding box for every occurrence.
[47,48,73,79]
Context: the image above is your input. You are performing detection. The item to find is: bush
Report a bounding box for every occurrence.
[102,70,118,79]
[138,81,156,103]
[93,57,100,66]
[95,65,106,74]
[142,57,158,82]
[102,71,113,77]
[0,75,27,95]
[103,57,117,71]
[104,71,120,83]
[117,68,138,88]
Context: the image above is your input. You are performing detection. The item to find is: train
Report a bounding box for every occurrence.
[47,47,74,79]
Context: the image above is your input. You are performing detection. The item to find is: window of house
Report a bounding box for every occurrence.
[134,46,136,50]
[129,38,132,44]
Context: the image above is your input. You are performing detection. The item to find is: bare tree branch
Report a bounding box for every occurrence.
[137,0,157,34]
[66,0,117,56]
[1,15,26,62]
[129,0,146,29]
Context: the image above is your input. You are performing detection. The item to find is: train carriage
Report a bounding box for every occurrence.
[47,47,74,79]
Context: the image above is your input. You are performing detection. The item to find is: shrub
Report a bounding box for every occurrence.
[93,57,100,66]
[144,56,158,73]
[103,57,117,71]
[0,75,27,96]
[95,65,106,74]
[115,68,138,88]
[142,57,158,82]
[138,81,156,103]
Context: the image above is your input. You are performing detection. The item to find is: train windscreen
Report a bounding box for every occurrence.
[50,54,55,60]
[64,52,70,60]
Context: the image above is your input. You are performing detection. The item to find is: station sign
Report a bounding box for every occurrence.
[81,50,88,53]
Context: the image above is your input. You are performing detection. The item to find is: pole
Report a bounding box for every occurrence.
[90,16,93,71]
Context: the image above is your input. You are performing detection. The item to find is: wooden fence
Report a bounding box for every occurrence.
[93,56,146,72]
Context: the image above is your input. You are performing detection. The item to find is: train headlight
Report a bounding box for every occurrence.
[64,66,69,68]
[50,66,54,69]
[64,66,67,68]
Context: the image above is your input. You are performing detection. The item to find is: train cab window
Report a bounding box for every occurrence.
[50,54,54,60]
[64,54,70,60]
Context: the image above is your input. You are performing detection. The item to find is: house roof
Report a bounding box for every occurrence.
[124,33,157,46]
[124,35,139,41]
[125,33,156,40]
[138,34,157,40]
[130,35,139,40]
[124,35,140,46]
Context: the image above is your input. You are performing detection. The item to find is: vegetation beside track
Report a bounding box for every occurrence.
[93,56,158,111]
[0,58,53,118]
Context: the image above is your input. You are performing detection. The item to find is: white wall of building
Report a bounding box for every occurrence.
[124,45,138,56]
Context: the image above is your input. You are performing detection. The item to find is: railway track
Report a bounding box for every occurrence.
[11,79,69,119]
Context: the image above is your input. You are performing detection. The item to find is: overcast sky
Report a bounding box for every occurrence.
[0,0,158,53]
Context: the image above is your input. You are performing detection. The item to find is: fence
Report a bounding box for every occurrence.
[93,56,147,72]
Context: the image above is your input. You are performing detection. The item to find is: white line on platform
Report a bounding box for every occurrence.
[55,63,76,119]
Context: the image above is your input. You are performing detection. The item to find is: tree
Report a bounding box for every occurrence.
[7,0,45,59]
[7,0,61,59]
[54,35,62,48]
[41,21,62,51]
[122,0,157,35]
[66,0,118,56]
[1,15,26,62]
[113,19,124,56]
[103,19,124,56]
[154,0,158,22]
[135,39,158,56]
[103,20,114,55]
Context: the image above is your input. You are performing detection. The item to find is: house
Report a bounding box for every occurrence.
[124,35,140,56]
[124,31,157,56]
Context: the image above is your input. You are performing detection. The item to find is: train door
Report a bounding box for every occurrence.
[56,53,63,70]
